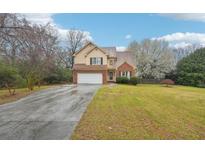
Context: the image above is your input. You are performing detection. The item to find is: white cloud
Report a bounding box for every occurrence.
[116,46,126,51]
[125,34,132,39]
[21,13,54,25]
[171,42,193,48]
[152,32,205,48]
[21,13,93,42]
[160,13,205,22]
[58,28,93,42]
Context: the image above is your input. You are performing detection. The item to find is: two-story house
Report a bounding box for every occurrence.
[72,42,136,84]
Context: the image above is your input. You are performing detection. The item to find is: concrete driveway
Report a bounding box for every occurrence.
[0,85,100,140]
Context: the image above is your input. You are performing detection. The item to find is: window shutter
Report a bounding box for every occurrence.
[90,58,92,65]
[101,57,103,65]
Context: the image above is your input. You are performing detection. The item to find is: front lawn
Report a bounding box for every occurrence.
[71,84,205,139]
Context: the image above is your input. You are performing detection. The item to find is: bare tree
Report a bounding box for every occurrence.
[0,14,72,91]
[66,29,89,68]
[0,14,21,64]
[16,21,59,90]
[128,39,176,79]
[0,14,29,65]
[0,13,21,29]
[56,47,71,68]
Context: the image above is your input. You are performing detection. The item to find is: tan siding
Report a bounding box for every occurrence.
[74,44,96,64]
[74,44,108,65]
[107,57,116,69]
[85,48,107,65]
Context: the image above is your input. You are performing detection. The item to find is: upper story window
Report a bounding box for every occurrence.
[109,58,116,66]
[90,57,103,65]
[109,59,114,65]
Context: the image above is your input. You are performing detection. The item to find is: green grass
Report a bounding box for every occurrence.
[71,84,205,139]
[0,85,56,105]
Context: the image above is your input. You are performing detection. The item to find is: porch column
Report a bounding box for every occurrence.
[127,71,130,79]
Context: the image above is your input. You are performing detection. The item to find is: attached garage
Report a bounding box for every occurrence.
[72,64,107,84]
[77,73,103,84]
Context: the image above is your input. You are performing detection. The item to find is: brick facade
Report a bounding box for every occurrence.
[116,62,135,77]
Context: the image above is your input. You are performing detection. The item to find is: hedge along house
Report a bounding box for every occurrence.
[72,42,136,84]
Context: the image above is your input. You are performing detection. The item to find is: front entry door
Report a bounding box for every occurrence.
[109,72,113,80]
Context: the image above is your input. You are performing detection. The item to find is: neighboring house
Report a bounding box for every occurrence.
[73,42,136,84]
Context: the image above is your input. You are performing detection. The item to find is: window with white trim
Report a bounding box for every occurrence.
[109,59,114,65]
[120,71,131,79]
[90,57,103,65]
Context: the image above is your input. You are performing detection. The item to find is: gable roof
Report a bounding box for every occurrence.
[85,46,108,57]
[73,41,108,57]
[73,41,93,56]
[101,47,117,57]
[101,47,136,68]
[116,51,136,68]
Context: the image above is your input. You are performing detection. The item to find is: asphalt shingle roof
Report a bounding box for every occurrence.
[101,47,117,57]
[116,51,136,67]
[101,47,136,67]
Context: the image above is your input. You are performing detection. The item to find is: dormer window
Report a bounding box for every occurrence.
[109,59,114,65]
[90,57,103,65]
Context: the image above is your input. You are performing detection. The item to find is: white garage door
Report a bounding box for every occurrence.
[77,73,103,84]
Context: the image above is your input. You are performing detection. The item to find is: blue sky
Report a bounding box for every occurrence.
[24,13,205,50]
